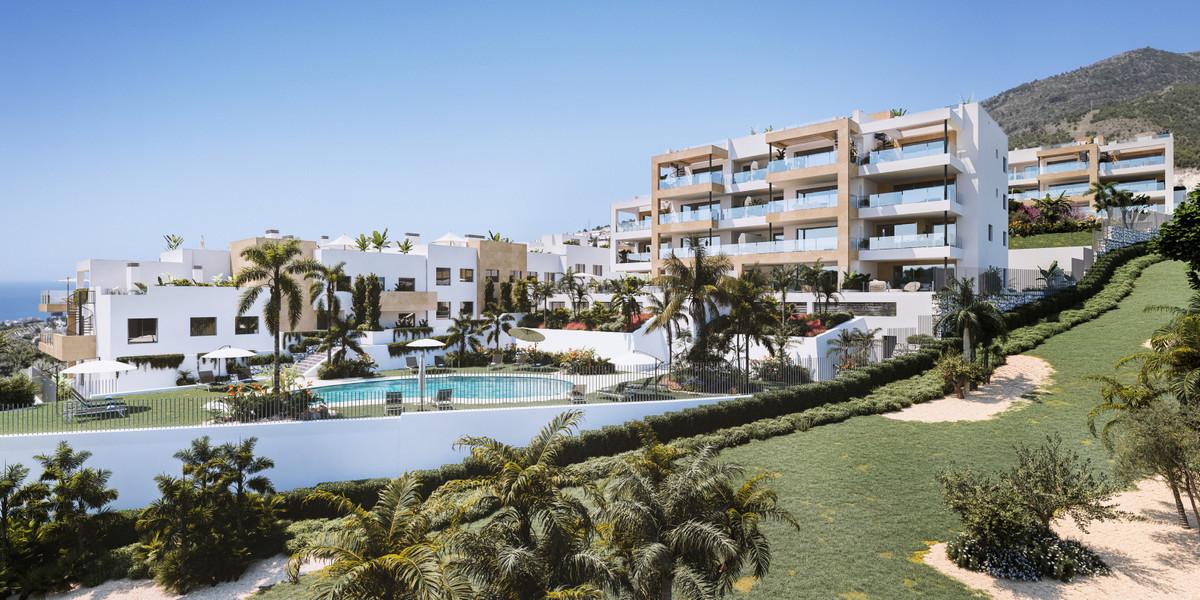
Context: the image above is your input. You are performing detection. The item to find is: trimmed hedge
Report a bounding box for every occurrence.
[0,374,38,406]
[1001,243,1149,331]
[116,354,185,370]
[245,353,293,366]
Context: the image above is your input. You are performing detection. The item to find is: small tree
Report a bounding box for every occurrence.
[351,275,368,327]
[163,234,184,250]
[364,274,383,331]
[482,309,513,360]
[1110,401,1200,530]
[1151,185,1200,289]
[369,228,390,252]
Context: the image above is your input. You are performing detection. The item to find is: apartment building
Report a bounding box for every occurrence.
[1007,132,1175,214]
[612,102,1010,290]
[37,230,613,391]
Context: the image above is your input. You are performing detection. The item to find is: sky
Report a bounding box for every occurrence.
[1,0,1197,281]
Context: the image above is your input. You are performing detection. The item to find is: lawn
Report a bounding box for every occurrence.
[0,386,225,435]
[1009,230,1094,249]
[719,260,1190,599]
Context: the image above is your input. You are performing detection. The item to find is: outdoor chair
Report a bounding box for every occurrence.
[385,391,405,415]
[405,356,419,372]
[435,388,454,410]
[197,370,215,384]
[569,384,587,404]
[62,399,127,422]
[434,355,446,368]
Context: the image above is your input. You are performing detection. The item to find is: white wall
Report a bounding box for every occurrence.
[512,326,668,364]
[1008,246,1093,280]
[0,396,737,509]
[425,244,478,325]
[958,102,1011,272]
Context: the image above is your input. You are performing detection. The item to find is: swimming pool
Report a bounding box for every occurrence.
[310,375,575,404]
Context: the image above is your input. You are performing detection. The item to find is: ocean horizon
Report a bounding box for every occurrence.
[0,281,61,322]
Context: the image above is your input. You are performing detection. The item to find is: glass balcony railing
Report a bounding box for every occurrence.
[769,190,839,212]
[1041,160,1089,174]
[767,150,836,173]
[1009,189,1043,202]
[731,168,767,184]
[657,207,720,225]
[722,203,771,220]
[1008,167,1039,180]
[1114,180,1165,194]
[615,219,651,233]
[1100,155,1165,173]
[620,252,650,263]
[865,232,958,251]
[1046,183,1091,197]
[868,140,945,164]
[864,184,955,208]
[658,170,724,190]
[660,237,837,259]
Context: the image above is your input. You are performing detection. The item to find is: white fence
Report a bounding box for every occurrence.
[0,395,737,509]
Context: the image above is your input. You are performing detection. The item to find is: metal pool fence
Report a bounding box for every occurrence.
[0,360,817,436]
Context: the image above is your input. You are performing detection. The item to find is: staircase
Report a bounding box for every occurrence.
[294,352,326,377]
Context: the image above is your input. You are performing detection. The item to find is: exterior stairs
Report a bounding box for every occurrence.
[295,352,326,377]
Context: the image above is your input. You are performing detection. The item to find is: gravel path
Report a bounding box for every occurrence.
[52,556,325,599]
[925,478,1200,599]
[884,355,1052,423]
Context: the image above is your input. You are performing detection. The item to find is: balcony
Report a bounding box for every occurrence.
[379,291,438,313]
[37,331,98,363]
[858,232,963,262]
[615,219,651,233]
[865,232,957,251]
[863,184,955,209]
[619,251,651,264]
[868,140,944,164]
[658,207,720,225]
[1009,189,1043,202]
[1046,182,1091,198]
[768,150,836,173]
[38,290,69,313]
[658,171,723,190]
[660,237,837,260]
[722,203,771,220]
[1008,166,1039,181]
[1114,180,1166,194]
[1100,155,1165,174]
[1041,160,1089,175]
[731,168,767,184]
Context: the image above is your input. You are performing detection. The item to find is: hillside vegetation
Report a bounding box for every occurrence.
[983,48,1200,167]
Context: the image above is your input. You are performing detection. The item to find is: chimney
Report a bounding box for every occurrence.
[404,232,421,243]
[126,262,139,292]
[319,235,329,243]
[192,265,203,282]
[265,229,280,239]
[465,234,485,240]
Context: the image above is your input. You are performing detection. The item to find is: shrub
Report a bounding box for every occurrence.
[115,354,185,370]
[556,348,614,374]
[937,354,984,398]
[444,350,491,367]
[0,373,38,406]
[246,353,293,366]
[317,357,375,380]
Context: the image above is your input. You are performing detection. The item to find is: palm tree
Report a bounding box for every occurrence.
[163,234,184,251]
[811,270,840,315]
[559,269,591,318]
[656,236,733,360]
[1034,192,1073,225]
[934,276,1007,362]
[396,239,414,254]
[608,276,646,331]
[444,314,480,367]
[710,269,777,381]
[354,234,372,252]
[487,231,512,243]
[645,287,688,372]
[317,316,365,365]
[288,474,472,600]
[530,280,557,324]
[1088,181,1119,224]
[825,327,881,371]
[768,265,799,329]
[482,309,513,360]
[369,229,391,252]
[309,261,347,354]
[438,411,613,598]
[600,441,799,599]
[235,239,321,397]
[1036,260,1073,290]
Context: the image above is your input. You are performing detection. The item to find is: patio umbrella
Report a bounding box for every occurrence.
[508,327,546,343]
[407,338,445,410]
[201,346,257,377]
[325,234,357,250]
[61,360,136,375]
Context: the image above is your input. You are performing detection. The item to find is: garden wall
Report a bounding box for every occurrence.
[0,394,736,509]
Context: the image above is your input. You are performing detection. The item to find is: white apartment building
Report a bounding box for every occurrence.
[612,102,1010,289]
[1007,132,1176,214]
[38,230,614,392]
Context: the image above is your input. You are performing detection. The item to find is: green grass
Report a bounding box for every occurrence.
[1009,230,1094,249]
[0,386,225,434]
[720,260,1191,599]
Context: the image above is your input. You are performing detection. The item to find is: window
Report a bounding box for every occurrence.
[1003,231,1007,247]
[509,270,521,281]
[127,318,158,344]
[527,272,538,282]
[485,269,500,282]
[397,312,416,327]
[460,301,474,316]
[235,316,259,335]
[988,224,993,242]
[592,265,603,277]
[394,277,416,292]
[550,301,566,310]
[1002,156,1008,172]
[436,302,451,319]
[459,268,474,283]
[436,268,450,286]
[574,263,585,273]
[545,272,559,283]
[190,317,217,337]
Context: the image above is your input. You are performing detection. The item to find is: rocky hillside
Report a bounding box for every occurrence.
[982,48,1200,168]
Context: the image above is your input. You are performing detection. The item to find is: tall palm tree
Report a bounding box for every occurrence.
[825,327,881,371]
[1088,181,1119,224]
[768,265,799,329]
[444,314,480,368]
[354,234,371,252]
[438,411,614,598]
[396,239,414,254]
[288,474,472,600]
[317,316,365,365]
[600,442,799,599]
[608,276,646,331]
[645,287,688,372]
[309,262,347,360]
[235,239,321,397]
[710,269,777,380]
[934,276,1007,362]
[656,236,733,361]
[532,280,557,324]
[559,269,592,318]
[482,309,513,359]
[369,229,391,252]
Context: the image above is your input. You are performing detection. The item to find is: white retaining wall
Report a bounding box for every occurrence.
[1008,246,1094,280]
[0,395,735,509]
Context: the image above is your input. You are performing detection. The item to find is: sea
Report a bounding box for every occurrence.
[0,281,60,323]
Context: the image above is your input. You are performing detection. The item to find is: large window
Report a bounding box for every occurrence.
[435,268,450,286]
[190,317,217,337]
[574,263,585,273]
[436,301,451,319]
[460,301,474,317]
[485,269,500,282]
[394,277,416,292]
[459,268,474,283]
[592,265,603,277]
[235,316,259,335]
[527,272,538,282]
[509,270,522,281]
[127,318,158,344]
[545,272,559,283]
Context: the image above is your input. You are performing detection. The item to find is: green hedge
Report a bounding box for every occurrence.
[1002,243,1149,331]
[0,374,38,406]
[245,353,293,366]
[116,354,185,370]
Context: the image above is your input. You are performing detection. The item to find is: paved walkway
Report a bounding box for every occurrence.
[884,355,1053,423]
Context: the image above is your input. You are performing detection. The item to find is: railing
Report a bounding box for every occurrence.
[616,219,651,233]
[767,150,836,173]
[864,232,959,251]
[661,237,837,259]
[658,171,723,190]
[1113,180,1165,194]
[863,184,955,208]
[39,290,69,306]
[1041,160,1089,174]
[658,207,720,225]
[1046,182,1091,197]
[1008,167,1039,180]
[731,168,767,184]
[0,363,819,436]
[769,190,839,212]
[619,251,651,263]
[722,203,771,220]
[868,140,944,164]
[1009,189,1043,202]
[1100,155,1165,173]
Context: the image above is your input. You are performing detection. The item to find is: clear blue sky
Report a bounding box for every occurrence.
[1,0,1196,280]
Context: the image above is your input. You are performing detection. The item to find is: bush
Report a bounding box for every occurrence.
[444,350,491,368]
[556,348,614,374]
[0,373,38,406]
[947,529,1109,582]
[115,354,185,370]
[317,357,375,380]
[246,353,293,366]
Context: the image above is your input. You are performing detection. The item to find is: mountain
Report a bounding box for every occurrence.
[982,47,1200,169]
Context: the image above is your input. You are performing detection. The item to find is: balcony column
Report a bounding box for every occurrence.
[943,120,948,153]
[942,211,948,247]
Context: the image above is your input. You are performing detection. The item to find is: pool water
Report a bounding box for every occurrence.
[311,375,574,404]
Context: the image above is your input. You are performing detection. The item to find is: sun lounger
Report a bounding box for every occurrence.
[569,384,587,404]
[198,370,215,384]
[435,388,453,410]
[385,391,405,415]
[434,355,446,368]
[406,356,419,372]
[62,399,127,422]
